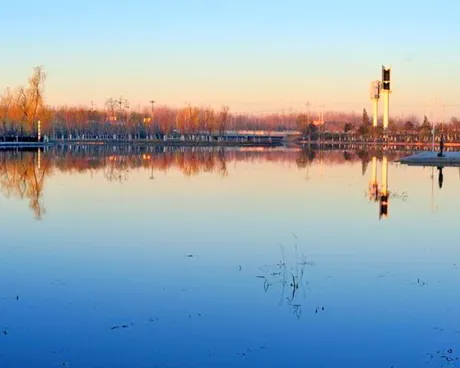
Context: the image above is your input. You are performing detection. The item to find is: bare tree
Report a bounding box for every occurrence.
[17,66,47,136]
[0,88,13,134]
[218,105,229,137]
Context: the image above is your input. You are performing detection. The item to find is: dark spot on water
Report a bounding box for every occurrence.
[417,278,426,287]
[187,254,194,258]
[15,295,19,301]
[111,324,130,330]
[2,330,7,335]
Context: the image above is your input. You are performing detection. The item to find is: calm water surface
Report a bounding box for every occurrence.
[0,146,459,368]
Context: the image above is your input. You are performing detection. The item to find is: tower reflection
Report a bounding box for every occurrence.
[368,156,379,202]
[437,167,444,189]
[379,156,389,219]
[367,155,390,220]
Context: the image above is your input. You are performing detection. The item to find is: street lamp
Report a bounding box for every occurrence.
[149,100,155,139]
[37,120,41,142]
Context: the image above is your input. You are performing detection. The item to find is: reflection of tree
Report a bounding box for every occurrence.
[104,156,130,182]
[296,148,316,168]
[0,150,50,219]
[0,146,410,219]
[217,148,228,177]
[27,154,48,219]
[357,150,370,176]
[343,151,352,161]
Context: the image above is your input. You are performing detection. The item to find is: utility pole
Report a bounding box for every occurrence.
[370,81,381,128]
[318,104,324,144]
[441,102,445,135]
[150,100,155,138]
[432,96,437,152]
[305,101,311,138]
[306,101,310,124]
[37,120,41,142]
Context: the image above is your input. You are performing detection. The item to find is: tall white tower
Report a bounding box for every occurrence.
[370,81,381,128]
[381,66,391,130]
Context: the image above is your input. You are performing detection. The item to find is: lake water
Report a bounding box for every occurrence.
[0,145,459,368]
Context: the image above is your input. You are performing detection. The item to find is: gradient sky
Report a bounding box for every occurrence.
[1,0,460,117]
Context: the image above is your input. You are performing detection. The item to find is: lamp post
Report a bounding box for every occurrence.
[37,120,41,142]
[143,117,152,139]
[150,100,155,138]
[305,101,311,141]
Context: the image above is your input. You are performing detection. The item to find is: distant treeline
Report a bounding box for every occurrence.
[2,67,460,140]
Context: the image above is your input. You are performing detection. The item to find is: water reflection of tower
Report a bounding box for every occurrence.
[368,156,379,201]
[379,156,389,219]
[367,155,389,219]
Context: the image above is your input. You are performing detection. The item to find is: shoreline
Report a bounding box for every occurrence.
[0,142,51,148]
[0,140,284,149]
[0,138,457,149]
[296,140,460,148]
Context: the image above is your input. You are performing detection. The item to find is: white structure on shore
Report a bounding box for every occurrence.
[381,66,391,130]
[369,81,381,128]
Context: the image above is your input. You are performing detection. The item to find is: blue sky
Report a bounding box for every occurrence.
[1,0,459,117]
